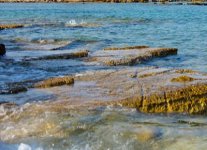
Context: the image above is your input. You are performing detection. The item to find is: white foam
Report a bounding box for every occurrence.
[18,143,32,150]
[66,19,77,26]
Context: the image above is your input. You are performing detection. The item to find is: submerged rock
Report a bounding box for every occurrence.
[0,101,17,120]
[0,86,27,94]
[0,101,17,108]
[135,128,162,142]
[89,46,177,66]
[16,39,72,51]
[0,24,24,30]
[0,44,6,56]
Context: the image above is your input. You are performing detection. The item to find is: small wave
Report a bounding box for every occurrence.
[65,19,100,28]
[96,17,153,26]
[14,38,72,51]
[18,143,43,150]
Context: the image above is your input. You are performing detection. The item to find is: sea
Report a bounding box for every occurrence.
[0,3,207,150]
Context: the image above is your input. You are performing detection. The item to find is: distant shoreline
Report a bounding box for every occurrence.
[0,0,207,5]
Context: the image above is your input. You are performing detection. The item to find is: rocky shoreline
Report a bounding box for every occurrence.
[1,4,207,149]
[1,45,207,115]
[1,42,207,142]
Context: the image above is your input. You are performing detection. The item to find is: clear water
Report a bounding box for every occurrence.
[0,3,207,150]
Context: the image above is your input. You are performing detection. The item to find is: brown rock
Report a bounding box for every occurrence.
[2,67,207,114]
[73,67,207,114]
[0,24,24,30]
[34,76,74,88]
[1,67,207,143]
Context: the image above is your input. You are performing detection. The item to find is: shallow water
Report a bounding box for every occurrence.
[0,3,207,150]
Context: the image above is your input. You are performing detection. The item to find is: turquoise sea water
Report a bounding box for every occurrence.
[1,3,207,85]
[0,3,207,150]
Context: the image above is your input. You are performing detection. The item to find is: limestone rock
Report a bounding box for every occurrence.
[88,46,177,66]
[16,67,207,114]
[1,67,207,143]
[73,67,207,114]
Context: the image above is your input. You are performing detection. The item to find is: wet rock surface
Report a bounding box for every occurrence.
[5,67,207,114]
[71,67,207,114]
[88,46,177,66]
[0,46,207,143]
[23,50,89,61]
[1,67,207,143]
[1,43,207,144]
[1,45,206,114]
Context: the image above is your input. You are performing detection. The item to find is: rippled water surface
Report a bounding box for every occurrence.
[0,3,207,150]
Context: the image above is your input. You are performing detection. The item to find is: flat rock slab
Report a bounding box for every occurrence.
[23,50,89,61]
[2,67,207,114]
[1,67,207,142]
[71,67,207,115]
[11,67,206,114]
[87,46,177,66]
